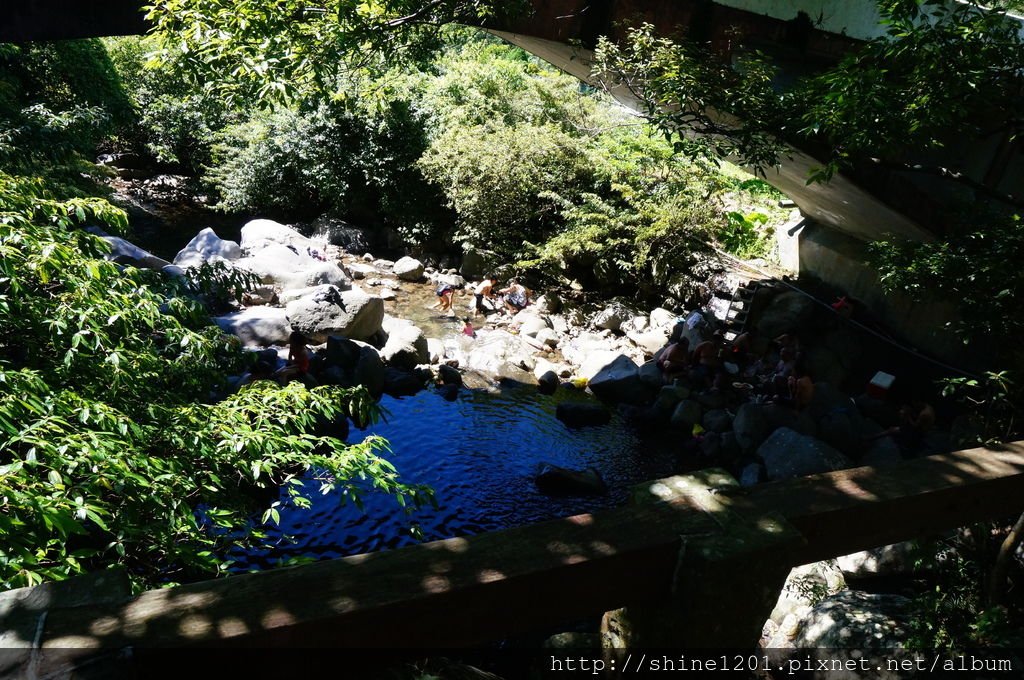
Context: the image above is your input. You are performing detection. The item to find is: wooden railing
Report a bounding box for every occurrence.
[2,442,1023,673]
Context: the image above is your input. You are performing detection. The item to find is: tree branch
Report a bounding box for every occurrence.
[988,511,1024,606]
[867,157,1024,209]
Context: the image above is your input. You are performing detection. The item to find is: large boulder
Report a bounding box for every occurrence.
[702,409,733,433]
[87,227,171,271]
[173,227,242,268]
[758,427,853,481]
[756,290,816,338]
[651,384,691,418]
[286,286,384,343]
[649,307,677,330]
[628,329,669,356]
[805,346,847,388]
[637,361,664,391]
[237,244,314,284]
[426,337,445,364]
[807,382,865,456]
[537,371,559,395]
[591,301,634,332]
[836,541,927,579]
[769,560,847,628]
[619,315,649,334]
[393,256,425,282]
[438,363,463,387]
[464,330,536,379]
[518,314,550,338]
[380,317,429,370]
[576,349,624,381]
[240,219,315,253]
[587,354,655,405]
[733,402,772,453]
[324,335,362,371]
[562,332,617,369]
[355,344,386,398]
[214,307,292,346]
[792,590,911,649]
[533,293,561,314]
[670,400,703,429]
[459,245,492,279]
[346,262,379,280]
[281,262,351,292]
[384,367,426,396]
[535,464,608,496]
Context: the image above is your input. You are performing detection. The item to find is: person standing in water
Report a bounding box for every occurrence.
[473,274,497,317]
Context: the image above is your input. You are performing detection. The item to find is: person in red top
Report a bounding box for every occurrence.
[276,331,314,385]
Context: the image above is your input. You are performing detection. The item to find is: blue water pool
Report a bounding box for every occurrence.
[231,384,685,569]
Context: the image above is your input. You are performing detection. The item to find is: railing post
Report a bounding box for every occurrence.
[602,469,805,648]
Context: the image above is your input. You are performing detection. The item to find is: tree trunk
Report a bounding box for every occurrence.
[988,511,1024,606]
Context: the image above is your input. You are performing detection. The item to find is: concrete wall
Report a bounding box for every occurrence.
[715,0,885,39]
[796,222,966,364]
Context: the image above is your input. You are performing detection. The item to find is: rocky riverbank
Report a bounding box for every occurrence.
[95,216,965,476]
[94,216,976,659]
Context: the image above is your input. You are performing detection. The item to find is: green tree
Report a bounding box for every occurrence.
[0,173,430,590]
[143,0,525,104]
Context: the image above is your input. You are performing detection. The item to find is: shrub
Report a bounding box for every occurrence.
[0,173,428,590]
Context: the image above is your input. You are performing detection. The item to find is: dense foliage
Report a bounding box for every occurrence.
[142,0,526,104]
[592,1,1024,195]
[155,32,778,301]
[0,41,430,591]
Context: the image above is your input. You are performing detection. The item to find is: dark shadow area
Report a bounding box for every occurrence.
[1,442,1019,677]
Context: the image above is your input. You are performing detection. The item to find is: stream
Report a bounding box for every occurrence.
[231,370,688,569]
[115,188,691,568]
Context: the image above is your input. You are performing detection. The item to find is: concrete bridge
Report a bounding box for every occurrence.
[4,0,1022,360]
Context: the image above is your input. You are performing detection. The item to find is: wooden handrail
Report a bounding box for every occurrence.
[15,441,1018,655]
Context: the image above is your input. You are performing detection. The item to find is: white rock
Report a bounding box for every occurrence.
[346,262,378,279]
[627,329,669,355]
[649,307,677,329]
[87,227,171,271]
[286,286,384,343]
[426,337,445,364]
[240,219,315,253]
[214,307,292,346]
[380,318,428,370]
[278,261,351,292]
[393,256,425,281]
[237,244,314,284]
[173,227,241,268]
[535,328,559,348]
[518,315,550,338]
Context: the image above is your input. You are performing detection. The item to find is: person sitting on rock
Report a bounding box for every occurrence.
[657,338,690,382]
[786,366,815,410]
[275,331,316,386]
[774,333,802,360]
[690,330,724,386]
[730,331,753,367]
[473,274,498,317]
[499,279,531,315]
[868,399,935,454]
[764,346,797,397]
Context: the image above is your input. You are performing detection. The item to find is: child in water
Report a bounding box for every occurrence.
[462,317,477,338]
